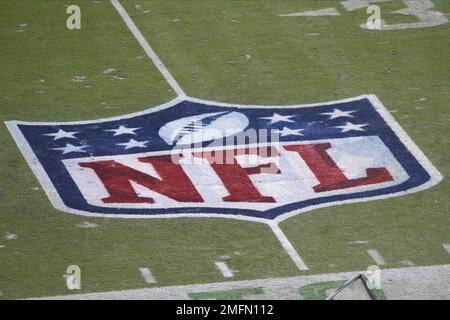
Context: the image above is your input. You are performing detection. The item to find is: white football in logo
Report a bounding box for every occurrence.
[159,111,249,145]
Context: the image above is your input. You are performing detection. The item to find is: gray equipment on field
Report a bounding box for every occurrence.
[326,274,378,300]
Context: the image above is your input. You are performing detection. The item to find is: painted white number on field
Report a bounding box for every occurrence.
[282,0,448,31]
[343,0,448,30]
[66,5,81,30]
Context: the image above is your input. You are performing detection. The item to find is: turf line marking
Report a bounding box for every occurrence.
[28,264,450,299]
[139,267,157,284]
[111,0,186,98]
[280,8,341,17]
[215,261,234,278]
[442,244,450,255]
[367,249,386,265]
[269,222,309,271]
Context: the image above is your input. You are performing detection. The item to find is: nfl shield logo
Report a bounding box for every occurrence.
[5,94,442,222]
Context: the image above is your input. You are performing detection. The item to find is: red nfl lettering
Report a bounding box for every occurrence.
[192,146,280,203]
[284,143,393,192]
[79,155,204,204]
[77,142,395,206]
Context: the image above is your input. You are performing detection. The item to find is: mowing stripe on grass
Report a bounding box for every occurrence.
[111,0,186,97]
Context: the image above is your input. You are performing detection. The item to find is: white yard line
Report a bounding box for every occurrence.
[280,8,341,17]
[4,232,17,240]
[442,244,450,255]
[269,222,309,271]
[367,249,386,265]
[110,0,310,272]
[110,0,186,98]
[215,261,234,278]
[139,267,157,284]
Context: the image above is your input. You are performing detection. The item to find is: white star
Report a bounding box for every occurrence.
[44,129,78,140]
[260,113,295,124]
[52,143,88,154]
[105,125,141,136]
[273,127,305,137]
[321,109,356,120]
[117,139,148,150]
[335,122,368,132]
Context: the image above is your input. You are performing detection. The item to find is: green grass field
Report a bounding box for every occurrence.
[0,0,449,299]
